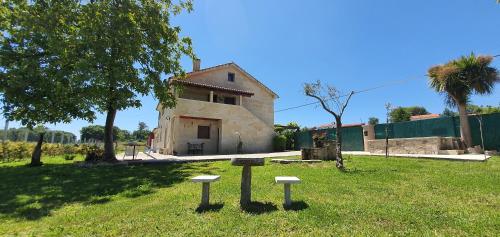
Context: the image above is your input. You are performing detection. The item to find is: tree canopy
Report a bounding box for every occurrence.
[389,106,430,122]
[80,125,131,142]
[368,117,379,125]
[428,54,498,108]
[1,0,195,161]
[0,1,96,165]
[0,1,95,128]
[132,122,151,141]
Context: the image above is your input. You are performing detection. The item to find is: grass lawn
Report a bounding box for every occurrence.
[0,155,498,236]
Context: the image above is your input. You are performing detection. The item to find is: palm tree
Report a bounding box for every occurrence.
[428,53,498,148]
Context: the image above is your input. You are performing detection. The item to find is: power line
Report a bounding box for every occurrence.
[274,77,421,113]
[275,53,500,113]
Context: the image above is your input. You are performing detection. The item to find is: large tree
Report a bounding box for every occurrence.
[0,1,95,166]
[428,53,498,148]
[389,107,411,122]
[368,117,379,125]
[304,81,354,169]
[406,106,429,116]
[80,125,131,142]
[389,106,430,122]
[133,121,150,141]
[76,0,194,161]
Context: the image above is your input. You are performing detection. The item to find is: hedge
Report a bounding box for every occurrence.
[0,142,88,160]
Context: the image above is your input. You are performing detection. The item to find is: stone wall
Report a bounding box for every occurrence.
[186,64,276,126]
[366,136,460,155]
[168,98,274,155]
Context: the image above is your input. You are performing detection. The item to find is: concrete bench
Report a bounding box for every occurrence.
[275,176,301,206]
[191,175,220,206]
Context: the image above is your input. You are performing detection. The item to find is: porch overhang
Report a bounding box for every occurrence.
[172,79,254,97]
[179,115,220,121]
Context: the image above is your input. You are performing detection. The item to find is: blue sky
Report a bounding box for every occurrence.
[2,0,500,137]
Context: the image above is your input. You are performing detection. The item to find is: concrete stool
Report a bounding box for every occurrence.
[275,176,301,206]
[191,175,220,206]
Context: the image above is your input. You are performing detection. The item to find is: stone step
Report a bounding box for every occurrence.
[438,150,465,155]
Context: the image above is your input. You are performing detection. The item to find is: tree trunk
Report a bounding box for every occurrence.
[457,103,472,148]
[335,116,344,169]
[30,132,44,166]
[103,108,117,162]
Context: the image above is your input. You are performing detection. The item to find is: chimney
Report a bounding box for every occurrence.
[193,58,201,72]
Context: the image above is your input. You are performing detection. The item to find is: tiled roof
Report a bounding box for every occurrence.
[172,79,254,96]
[175,62,278,98]
[410,114,440,121]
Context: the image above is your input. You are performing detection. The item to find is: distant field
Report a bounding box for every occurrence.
[0,155,498,236]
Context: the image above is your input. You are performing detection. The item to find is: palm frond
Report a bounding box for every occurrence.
[427,53,499,107]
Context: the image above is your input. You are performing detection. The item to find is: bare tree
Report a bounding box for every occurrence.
[304,80,354,169]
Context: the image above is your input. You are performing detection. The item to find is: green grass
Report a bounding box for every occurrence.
[0,155,498,236]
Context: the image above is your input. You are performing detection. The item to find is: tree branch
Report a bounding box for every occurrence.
[339,91,355,116]
[305,92,339,119]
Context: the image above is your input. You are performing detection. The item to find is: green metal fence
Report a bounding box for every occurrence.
[374,117,460,139]
[374,112,500,151]
[295,112,500,152]
[295,126,365,151]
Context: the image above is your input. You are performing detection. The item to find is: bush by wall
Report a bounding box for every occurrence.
[273,135,287,152]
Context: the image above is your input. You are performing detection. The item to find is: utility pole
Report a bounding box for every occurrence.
[385,103,392,158]
[51,131,55,143]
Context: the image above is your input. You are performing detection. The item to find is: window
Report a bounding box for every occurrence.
[197,126,210,139]
[228,72,235,82]
[224,97,236,105]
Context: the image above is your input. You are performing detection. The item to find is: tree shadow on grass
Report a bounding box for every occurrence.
[283,201,309,211]
[0,162,219,220]
[241,201,278,214]
[195,203,224,213]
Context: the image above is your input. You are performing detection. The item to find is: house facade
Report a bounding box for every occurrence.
[152,60,278,155]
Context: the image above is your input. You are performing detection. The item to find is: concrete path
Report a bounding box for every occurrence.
[118,151,301,164]
[118,150,490,164]
[343,151,491,161]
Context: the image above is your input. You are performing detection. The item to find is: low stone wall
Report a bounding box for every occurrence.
[366,137,460,155]
[302,142,336,160]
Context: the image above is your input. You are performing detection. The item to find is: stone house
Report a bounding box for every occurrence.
[152,60,278,155]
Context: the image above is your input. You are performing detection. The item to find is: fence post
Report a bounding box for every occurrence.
[385,103,392,158]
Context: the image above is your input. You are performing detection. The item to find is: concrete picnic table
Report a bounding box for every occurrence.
[230,157,265,206]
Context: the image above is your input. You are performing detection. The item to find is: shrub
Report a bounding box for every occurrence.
[0,141,87,161]
[273,135,287,152]
[84,145,105,163]
[0,142,33,160]
[64,154,76,160]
